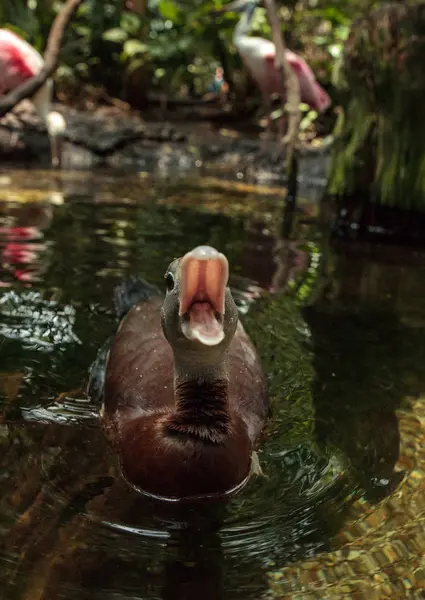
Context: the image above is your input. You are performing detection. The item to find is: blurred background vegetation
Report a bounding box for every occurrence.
[4,1,425,213]
[0,0,374,110]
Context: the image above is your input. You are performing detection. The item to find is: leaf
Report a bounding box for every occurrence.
[313,35,328,46]
[120,12,142,36]
[328,44,342,59]
[126,56,147,73]
[300,110,318,131]
[335,25,350,41]
[74,25,91,37]
[103,27,129,43]
[123,39,149,56]
[158,0,179,21]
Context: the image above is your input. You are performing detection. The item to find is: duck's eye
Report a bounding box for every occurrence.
[165,272,175,291]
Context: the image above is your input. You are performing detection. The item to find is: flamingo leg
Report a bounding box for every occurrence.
[9,130,19,147]
[273,111,287,159]
[259,91,274,153]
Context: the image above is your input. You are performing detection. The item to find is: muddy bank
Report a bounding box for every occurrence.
[0,102,330,200]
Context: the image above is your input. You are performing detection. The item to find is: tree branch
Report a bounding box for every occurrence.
[263,0,300,165]
[0,0,84,118]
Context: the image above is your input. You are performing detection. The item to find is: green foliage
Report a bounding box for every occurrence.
[0,0,340,103]
[329,3,425,210]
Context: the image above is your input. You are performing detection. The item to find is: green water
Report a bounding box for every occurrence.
[1,169,425,599]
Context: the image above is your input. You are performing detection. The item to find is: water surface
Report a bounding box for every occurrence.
[1,168,425,599]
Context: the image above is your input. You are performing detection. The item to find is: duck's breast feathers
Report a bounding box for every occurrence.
[113,277,162,320]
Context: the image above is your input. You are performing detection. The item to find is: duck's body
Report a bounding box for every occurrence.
[98,247,268,500]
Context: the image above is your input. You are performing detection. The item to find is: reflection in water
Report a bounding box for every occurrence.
[307,307,408,503]
[0,291,79,349]
[0,202,52,286]
[267,245,425,597]
[0,169,424,598]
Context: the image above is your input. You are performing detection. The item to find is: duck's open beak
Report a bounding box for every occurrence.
[179,246,229,346]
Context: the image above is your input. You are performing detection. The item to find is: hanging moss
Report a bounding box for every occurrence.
[329,2,425,210]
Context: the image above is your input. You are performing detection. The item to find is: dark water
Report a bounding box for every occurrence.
[1,169,425,600]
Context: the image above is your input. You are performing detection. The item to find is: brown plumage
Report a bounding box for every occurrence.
[100,246,268,500]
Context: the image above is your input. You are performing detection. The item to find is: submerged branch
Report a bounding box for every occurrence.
[0,0,84,118]
[263,0,300,164]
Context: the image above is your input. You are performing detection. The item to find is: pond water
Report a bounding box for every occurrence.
[1,168,425,599]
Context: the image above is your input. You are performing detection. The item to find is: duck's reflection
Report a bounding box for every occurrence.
[0,416,244,600]
[162,527,224,600]
[89,484,226,600]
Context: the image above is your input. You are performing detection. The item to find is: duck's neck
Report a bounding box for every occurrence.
[166,358,230,443]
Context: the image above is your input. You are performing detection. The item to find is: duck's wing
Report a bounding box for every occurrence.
[113,277,162,320]
[87,338,112,405]
[88,279,162,404]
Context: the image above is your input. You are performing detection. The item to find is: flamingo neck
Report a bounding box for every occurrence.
[32,80,53,126]
[233,3,256,46]
[31,79,66,167]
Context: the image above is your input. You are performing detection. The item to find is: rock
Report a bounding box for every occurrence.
[106,139,199,173]
[0,102,331,203]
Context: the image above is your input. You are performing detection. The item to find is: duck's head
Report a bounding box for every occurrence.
[161,245,238,365]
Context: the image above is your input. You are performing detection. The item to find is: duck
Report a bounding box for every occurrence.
[93,245,268,501]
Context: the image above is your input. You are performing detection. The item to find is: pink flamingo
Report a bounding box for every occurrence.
[0,28,66,167]
[223,0,331,136]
